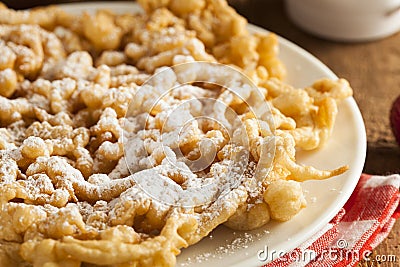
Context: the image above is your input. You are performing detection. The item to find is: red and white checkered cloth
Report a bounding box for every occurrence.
[265,174,400,267]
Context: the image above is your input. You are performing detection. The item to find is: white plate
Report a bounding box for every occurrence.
[59,2,367,266]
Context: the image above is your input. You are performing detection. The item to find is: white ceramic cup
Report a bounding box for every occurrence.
[285,0,400,42]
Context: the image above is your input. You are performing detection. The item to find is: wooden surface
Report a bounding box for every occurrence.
[2,0,400,266]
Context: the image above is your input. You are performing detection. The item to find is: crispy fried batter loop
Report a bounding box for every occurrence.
[0,1,352,266]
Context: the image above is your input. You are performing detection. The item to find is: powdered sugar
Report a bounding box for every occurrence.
[122,62,273,211]
[180,229,271,266]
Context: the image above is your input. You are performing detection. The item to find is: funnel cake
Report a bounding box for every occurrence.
[0,1,352,266]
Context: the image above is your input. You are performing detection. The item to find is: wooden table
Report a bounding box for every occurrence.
[2,0,400,266]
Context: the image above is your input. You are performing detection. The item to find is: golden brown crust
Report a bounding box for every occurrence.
[0,1,353,266]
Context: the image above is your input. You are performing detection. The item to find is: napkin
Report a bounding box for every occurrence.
[264,174,400,267]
